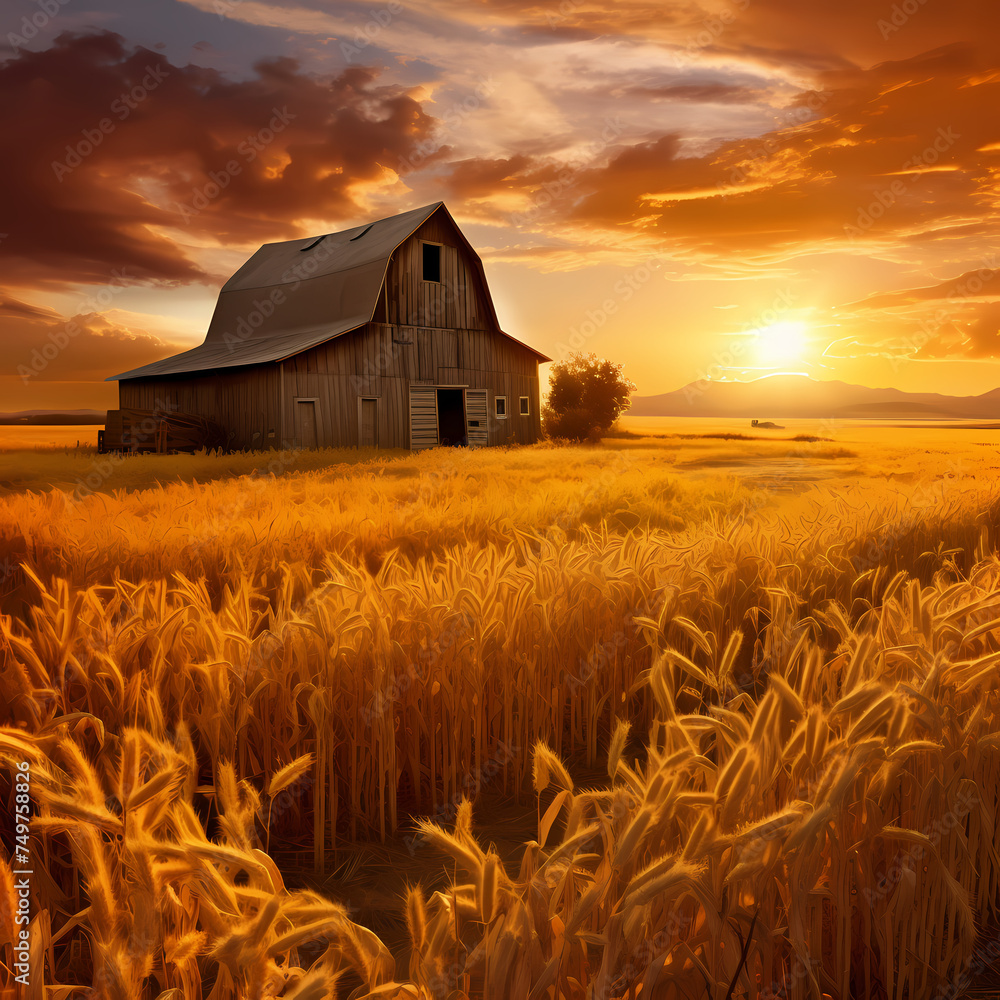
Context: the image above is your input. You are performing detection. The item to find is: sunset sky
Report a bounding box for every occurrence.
[1,0,998,411]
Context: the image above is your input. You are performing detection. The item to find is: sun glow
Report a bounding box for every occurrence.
[754,320,808,364]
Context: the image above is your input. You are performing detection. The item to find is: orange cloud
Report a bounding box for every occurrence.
[8,307,181,384]
[428,43,997,275]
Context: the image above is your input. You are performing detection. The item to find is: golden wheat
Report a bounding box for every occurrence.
[1,432,999,997]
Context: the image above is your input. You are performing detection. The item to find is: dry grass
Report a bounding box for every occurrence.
[411,552,1000,998]
[1,422,999,997]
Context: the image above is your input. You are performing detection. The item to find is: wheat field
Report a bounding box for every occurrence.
[1,422,1000,998]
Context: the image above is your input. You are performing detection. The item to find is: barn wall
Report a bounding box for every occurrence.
[118,366,281,451]
[118,325,541,452]
[283,323,541,449]
[434,369,541,446]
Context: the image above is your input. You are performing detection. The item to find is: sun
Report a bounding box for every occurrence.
[754,320,808,365]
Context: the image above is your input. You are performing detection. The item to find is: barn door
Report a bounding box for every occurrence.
[295,399,318,449]
[359,398,377,447]
[409,386,438,450]
[466,389,487,448]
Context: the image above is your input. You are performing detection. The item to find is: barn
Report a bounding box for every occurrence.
[105,202,549,451]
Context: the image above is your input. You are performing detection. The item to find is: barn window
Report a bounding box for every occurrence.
[300,234,327,251]
[519,396,530,416]
[422,242,441,282]
[495,396,507,419]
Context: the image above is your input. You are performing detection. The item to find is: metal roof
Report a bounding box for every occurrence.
[108,202,548,381]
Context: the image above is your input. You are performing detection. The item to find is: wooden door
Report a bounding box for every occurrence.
[295,400,318,449]
[359,398,377,447]
[409,386,438,449]
[466,389,487,447]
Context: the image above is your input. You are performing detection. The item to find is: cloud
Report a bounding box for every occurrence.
[846,265,1000,310]
[621,83,769,103]
[907,301,1000,359]
[401,0,996,70]
[0,297,63,321]
[834,257,1000,360]
[420,43,1000,276]
[956,303,1000,358]
[8,308,183,383]
[0,31,439,292]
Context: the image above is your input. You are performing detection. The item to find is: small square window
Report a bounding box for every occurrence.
[422,243,441,282]
[495,396,507,418]
[519,396,530,416]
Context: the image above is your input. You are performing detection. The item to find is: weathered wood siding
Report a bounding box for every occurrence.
[120,323,541,451]
[374,214,490,330]
[281,322,541,449]
[118,366,281,451]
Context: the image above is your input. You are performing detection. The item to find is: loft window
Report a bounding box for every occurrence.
[519,396,530,416]
[423,242,441,282]
[495,396,507,419]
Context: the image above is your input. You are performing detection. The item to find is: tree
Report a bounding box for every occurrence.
[542,352,637,442]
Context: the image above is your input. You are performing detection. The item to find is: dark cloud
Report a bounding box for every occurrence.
[0,297,62,321]
[0,31,439,290]
[622,83,768,103]
[444,154,570,201]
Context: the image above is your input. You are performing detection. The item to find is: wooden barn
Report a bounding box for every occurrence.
[106,202,549,451]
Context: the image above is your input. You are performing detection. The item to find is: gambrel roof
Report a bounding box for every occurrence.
[108,202,547,381]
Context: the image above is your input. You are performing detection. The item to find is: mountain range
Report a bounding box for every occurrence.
[629,374,1000,420]
[0,409,105,425]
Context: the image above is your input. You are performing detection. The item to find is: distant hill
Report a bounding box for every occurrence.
[629,375,1000,420]
[0,409,105,425]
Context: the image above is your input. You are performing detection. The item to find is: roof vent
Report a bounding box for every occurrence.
[350,224,374,241]
[300,234,327,251]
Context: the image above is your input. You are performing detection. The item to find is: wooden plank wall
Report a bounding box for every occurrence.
[435,369,540,445]
[383,215,489,330]
[119,327,540,452]
[118,366,281,451]
[282,321,541,449]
